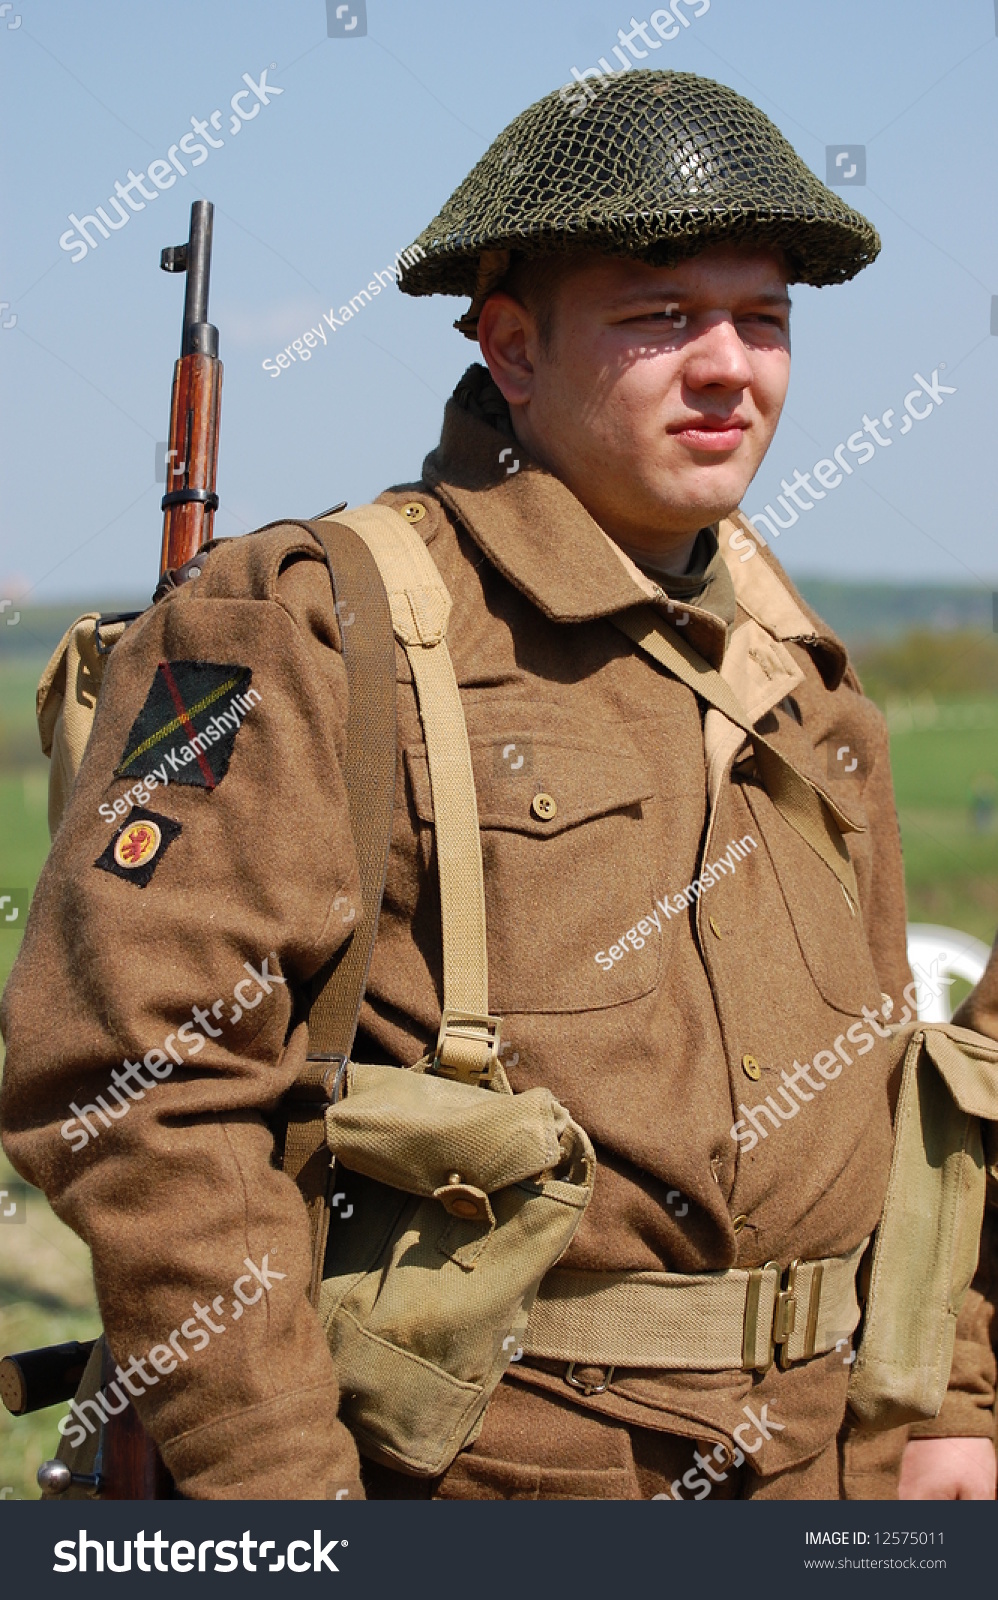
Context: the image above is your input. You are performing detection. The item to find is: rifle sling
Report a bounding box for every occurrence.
[280,519,397,1306]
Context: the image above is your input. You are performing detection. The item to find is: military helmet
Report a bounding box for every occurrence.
[398,69,880,337]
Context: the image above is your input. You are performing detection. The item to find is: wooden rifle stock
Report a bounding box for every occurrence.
[97,1341,174,1500]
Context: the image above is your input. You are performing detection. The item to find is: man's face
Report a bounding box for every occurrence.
[478,245,791,550]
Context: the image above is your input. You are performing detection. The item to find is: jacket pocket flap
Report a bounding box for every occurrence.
[405,734,652,837]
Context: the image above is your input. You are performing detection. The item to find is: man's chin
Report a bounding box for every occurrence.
[651,472,754,532]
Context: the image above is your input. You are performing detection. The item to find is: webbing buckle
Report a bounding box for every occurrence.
[288,1053,350,1104]
[431,1009,503,1087]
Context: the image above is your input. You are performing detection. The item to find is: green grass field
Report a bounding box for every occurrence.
[0,636,995,1498]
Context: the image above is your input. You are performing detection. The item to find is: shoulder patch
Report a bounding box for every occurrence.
[115,660,257,792]
[95,808,181,887]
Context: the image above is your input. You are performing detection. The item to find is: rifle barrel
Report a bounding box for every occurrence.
[181,199,217,357]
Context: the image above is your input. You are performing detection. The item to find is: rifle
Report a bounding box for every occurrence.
[1,200,222,1500]
[159,198,223,574]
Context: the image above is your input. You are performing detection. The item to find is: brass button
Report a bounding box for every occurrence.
[741,1054,761,1082]
[433,1178,493,1223]
[531,792,557,821]
[401,501,427,523]
[732,1213,748,1234]
[709,916,722,939]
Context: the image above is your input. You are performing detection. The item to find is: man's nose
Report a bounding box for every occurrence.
[682,316,754,391]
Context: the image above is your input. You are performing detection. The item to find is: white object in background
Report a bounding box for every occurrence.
[905,923,992,1022]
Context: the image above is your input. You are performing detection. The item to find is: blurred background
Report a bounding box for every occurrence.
[1,0,996,1498]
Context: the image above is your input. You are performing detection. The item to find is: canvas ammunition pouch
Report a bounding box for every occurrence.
[318,1062,593,1475]
[847,1022,998,1428]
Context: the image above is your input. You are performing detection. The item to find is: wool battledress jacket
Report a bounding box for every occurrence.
[2,369,994,1499]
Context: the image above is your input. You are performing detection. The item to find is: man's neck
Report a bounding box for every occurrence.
[614,531,701,579]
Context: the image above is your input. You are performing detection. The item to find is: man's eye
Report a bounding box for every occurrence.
[628,306,688,326]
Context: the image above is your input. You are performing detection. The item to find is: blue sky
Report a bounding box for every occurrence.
[1,0,996,600]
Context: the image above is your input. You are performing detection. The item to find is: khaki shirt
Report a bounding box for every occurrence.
[0,375,991,1497]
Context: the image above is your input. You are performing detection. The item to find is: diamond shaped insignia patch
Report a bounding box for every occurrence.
[115,660,257,793]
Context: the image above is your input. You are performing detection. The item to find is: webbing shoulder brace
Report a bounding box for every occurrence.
[281,504,498,1304]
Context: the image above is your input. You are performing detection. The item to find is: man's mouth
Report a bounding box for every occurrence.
[669,417,749,453]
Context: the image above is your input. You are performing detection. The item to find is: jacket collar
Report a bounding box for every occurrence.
[422,392,657,625]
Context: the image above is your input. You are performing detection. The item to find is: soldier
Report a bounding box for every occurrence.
[1,69,995,1500]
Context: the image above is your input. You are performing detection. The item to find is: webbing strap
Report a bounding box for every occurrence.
[279,518,397,1305]
[523,1239,868,1372]
[327,504,497,1085]
[614,607,860,907]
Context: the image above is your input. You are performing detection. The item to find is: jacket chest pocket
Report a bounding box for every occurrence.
[742,783,882,1015]
[405,733,660,1015]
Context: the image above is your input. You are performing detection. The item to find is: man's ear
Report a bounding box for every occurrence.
[477,292,538,406]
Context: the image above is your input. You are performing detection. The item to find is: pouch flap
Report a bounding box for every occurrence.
[324,1061,581,1197]
[923,1025,998,1121]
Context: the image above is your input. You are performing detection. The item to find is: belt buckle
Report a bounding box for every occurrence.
[742,1259,782,1372]
[564,1361,615,1397]
[773,1258,800,1372]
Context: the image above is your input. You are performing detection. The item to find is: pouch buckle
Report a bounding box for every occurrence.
[94,610,142,655]
[431,1009,503,1087]
[564,1361,615,1396]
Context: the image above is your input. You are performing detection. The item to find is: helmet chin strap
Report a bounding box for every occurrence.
[454,249,511,338]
